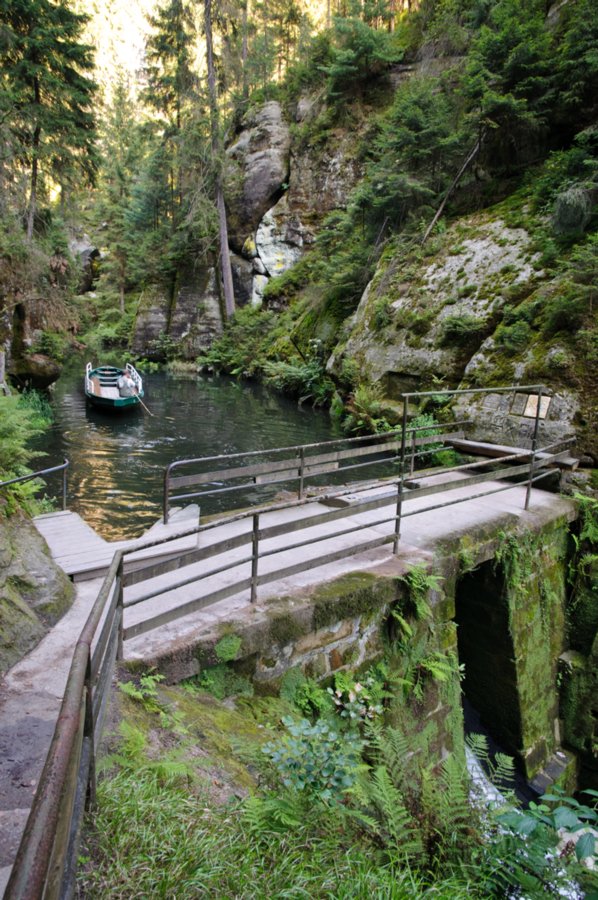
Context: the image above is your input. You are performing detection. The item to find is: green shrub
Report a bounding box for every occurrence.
[437,314,488,348]
[373,297,392,330]
[495,320,532,354]
[198,306,278,377]
[30,330,68,362]
[263,359,335,406]
[341,382,394,435]
[262,716,364,803]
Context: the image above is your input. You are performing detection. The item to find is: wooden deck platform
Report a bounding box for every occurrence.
[34,506,200,581]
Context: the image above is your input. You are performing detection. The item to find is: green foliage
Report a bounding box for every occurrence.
[492,787,598,896]
[397,563,442,622]
[328,667,389,724]
[0,391,52,516]
[197,663,253,701]
[119,671,190,733]
[372,297,392,330]
[466,732,516,797]
[323,17,400,99]
[341,382,394,435]
[29,330,68,362]
[0,0,97,238]
[293,678,332,718]
[99,721,193,782]
[465,0,553,172]
[198,306,279,378]
[263,358,335,406]
[214,633,242,663]
[263,715,364,803]
[437,313,488,348]
[119,671,164,712]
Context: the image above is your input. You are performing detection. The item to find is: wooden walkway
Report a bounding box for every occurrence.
[33,506,200,581]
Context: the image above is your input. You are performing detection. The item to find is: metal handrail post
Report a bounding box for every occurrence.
[525,387,543,511]
[116,557,124,662]
[393,479,402,554]
[409,429,416,476]
[62,464,68,510]
[250,514,259,603]
[163,466,171,524]
[298,448,305,499]
[83,657,96,808]
[393,398,409,553]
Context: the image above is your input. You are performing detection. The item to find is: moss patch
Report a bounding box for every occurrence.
[312,571,396,629]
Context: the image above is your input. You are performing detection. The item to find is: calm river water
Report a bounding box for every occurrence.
[35,356,342,539]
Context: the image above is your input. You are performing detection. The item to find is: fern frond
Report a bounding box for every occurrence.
[492,752,516,794]
[466,732,490,766]
[244,793,304,836]
[369,766,424,861]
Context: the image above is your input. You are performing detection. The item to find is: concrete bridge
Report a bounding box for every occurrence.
[0,386,587,898]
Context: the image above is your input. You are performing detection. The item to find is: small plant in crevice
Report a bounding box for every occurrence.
[214,633,242,662]
[397,563,443,622]
[194,632,253,700]
[118,670,189,734]
[328,665,391,725]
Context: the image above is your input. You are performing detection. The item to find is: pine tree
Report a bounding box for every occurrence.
[94,77,144,312]
[0,0,97,240]
[144,0,197,134]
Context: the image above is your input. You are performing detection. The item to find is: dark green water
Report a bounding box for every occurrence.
[36,356,342,540]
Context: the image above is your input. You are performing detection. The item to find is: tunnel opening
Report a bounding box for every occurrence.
[456,560,529,792]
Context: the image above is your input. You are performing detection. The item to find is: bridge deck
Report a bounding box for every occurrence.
[121,476,575,664]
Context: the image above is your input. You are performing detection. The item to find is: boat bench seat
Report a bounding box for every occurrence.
[100,386,120,399]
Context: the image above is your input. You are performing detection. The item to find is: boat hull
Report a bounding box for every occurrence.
[85,392,142,410]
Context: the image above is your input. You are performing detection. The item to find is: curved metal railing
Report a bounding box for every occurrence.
[0,459,69,510]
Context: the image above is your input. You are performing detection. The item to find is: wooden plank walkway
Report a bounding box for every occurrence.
[33,506,201,581]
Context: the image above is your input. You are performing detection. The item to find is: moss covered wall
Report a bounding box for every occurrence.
[560,536,598,789]
[499,525,569,780]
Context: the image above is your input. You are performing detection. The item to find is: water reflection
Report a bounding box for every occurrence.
[33,356,342,540]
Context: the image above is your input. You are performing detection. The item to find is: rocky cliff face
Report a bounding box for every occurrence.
[131,98,364,354]
[0,514,74,675]
[0,244,87,389]
[326,202,594,460]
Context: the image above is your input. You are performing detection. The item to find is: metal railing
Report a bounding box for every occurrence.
[122,438,573,642]
[5,383,576,899]
[162,422,474,524]
[4,551,123,899]
[0,459,69,510]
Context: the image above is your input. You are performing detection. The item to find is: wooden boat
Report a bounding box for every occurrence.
[84,362,144,411]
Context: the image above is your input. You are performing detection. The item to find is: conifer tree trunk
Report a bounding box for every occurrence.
[26,78,41,243]
[242,0,249,101]
[205,0,235,320]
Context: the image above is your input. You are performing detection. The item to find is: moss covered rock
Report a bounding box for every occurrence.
[0,513,74,674]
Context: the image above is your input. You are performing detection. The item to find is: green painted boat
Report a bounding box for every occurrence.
[84,362,144,411]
